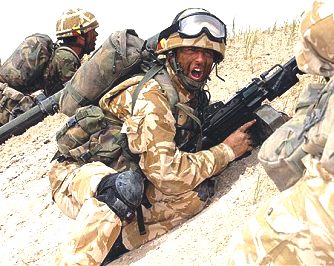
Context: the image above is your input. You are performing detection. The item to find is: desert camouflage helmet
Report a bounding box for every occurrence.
[56,8,99,39]
[295,0,334,77]
[157,8,226,62]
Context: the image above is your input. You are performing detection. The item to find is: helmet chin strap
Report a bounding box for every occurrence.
[170,52,206,92]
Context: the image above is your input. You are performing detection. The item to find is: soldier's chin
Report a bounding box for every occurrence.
[86,47,95,55]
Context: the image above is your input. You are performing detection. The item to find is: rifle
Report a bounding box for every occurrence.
[0,90,61,144]
[181,56,304,152]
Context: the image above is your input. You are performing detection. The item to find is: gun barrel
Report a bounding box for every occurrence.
[0,90,62,144]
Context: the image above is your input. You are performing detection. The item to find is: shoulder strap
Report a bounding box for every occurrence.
[174,103,203,151]
[66,82,90,107]
[131,64,203,151]
[131,64,179,115]
[131,64,163,115]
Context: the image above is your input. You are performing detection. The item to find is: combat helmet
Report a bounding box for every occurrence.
[56,8,99,39]
[156,8,227,91]
[157,8,226,63]
[295,0,334,77]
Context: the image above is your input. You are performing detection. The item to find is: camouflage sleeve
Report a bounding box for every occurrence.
[53,48,81,83]
[122,79,235,195]
[319,92,334,176]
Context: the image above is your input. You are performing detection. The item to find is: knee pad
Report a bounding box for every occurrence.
[95,170,144,222]
[194,178,216,202]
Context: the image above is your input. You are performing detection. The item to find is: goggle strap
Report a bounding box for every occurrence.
[158,24,178,41]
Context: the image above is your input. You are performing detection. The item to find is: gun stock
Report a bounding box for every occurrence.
[181,56,304,152]
[0,90,62,144]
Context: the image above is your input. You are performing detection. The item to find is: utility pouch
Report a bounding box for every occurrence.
[56,105,107,155]
[258,83,325,191]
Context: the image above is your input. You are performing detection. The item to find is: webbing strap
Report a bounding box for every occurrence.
[175,103,203,151]
[130,64,203,151]
[67,83,90,106]
[131,64,164,115]
[80,143,103,162]
[136,206,146,235]
[175,103,202,129]
[55,116,77,141]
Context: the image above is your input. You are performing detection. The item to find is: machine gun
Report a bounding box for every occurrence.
[181,56,304,152]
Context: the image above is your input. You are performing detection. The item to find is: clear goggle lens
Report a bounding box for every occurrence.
[178,14,226,43]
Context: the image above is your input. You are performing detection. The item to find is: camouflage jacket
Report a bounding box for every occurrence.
[41,46,81,96]
[99,63,235,196]
[0,44,80,97]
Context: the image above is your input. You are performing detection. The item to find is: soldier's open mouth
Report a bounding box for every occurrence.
[191,68,203,80]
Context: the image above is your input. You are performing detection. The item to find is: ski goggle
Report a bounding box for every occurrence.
[176,13,227,44]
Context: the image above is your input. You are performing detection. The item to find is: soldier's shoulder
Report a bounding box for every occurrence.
[54,46,79,61]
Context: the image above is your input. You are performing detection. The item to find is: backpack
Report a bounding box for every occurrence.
[59,29,172,116]
[258,82,330,191]
[0,33,54,91]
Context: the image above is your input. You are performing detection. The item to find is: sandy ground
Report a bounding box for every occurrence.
[0,24,318,265]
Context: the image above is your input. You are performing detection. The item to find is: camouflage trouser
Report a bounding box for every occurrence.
[49,161,122,266]
[49,160,205,265]
[225,157,334,265]
[0,82,35,126]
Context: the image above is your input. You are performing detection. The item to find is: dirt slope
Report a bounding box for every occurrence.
[0,23,317,265]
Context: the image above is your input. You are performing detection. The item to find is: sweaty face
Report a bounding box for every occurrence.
[176,47,214,82]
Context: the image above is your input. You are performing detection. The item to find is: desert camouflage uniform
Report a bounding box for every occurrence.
[49,62,236,265]
[0,46,80,125]
[226,1,334,264]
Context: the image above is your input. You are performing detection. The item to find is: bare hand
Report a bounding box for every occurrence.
[223,119,256,159]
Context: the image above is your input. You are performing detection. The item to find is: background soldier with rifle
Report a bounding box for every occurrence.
[0,8,98,127]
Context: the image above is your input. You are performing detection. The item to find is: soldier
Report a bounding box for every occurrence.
[46,8,99,96]
[226,0,334,264]
[48,8,255,265]
[0,8,99,125]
